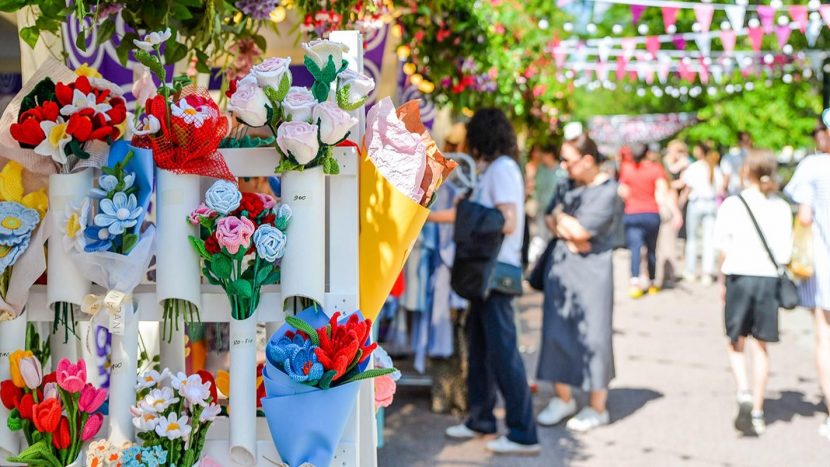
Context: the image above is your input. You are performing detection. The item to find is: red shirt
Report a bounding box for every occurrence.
[619,160,666,214]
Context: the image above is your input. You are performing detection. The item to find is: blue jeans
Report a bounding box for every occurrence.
[465,292,538,445]
[624,213,661,282]
[685,199,717,277]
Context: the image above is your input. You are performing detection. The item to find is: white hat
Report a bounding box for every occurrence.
[563,122,584,141]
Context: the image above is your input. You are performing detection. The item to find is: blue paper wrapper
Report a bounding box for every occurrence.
[263,307,370,466]
[107,140,154,233]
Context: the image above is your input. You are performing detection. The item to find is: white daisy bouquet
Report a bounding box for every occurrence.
[130,368,221,467]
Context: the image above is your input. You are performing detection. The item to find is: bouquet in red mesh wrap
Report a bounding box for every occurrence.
[129,29,233,181]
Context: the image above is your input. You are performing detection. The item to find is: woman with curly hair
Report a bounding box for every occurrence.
[434,108,539,455]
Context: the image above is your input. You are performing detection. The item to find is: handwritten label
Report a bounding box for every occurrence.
[290,192,312,205]
[111,361,124,371]
[0,352,10,359]
[232,337,255,347]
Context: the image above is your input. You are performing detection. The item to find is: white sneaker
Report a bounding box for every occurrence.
[682,273,697,283]
[537,397,577,426]
[445,423,481,440]
[566,407,610,432]
[485,436,541,456]
[819,417,830,440]
[701,275,714,286]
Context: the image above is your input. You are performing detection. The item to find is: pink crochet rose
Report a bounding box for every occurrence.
[374,374,396,410]
[215,216,255,254]
[189,203,217,225]
[258,193,276,210]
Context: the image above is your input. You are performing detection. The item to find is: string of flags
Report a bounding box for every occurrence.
[553,0,830,84]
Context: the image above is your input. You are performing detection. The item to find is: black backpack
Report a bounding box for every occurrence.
[451,197,505,300]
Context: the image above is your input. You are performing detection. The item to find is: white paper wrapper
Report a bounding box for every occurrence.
[0,310,26,459]
[47,170,90,367]
[281,166,326,306]
[50,329,80,370]
[108,303,139,445]
[155,169,202,309]
[229,315,257,466]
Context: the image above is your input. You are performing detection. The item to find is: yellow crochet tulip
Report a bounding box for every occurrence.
[75,63,103,79]
[0,161,24,203]
[22,189,48,219]
[9,349,33,389]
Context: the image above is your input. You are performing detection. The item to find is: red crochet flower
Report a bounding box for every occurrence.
[204,233,221,255]
[52,416,71,449]
[0,380,22,410]
[32,398,62,433]
[314,313,377,381]
[17,393,35,420]
[197,370,219,404]
[236,192,265,221]
[9,101,60,148]
[55,76,127,128]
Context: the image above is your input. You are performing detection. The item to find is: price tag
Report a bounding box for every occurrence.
[290,192,312,206]
[231,337,255,347]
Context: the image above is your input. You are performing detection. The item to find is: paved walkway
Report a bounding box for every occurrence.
[378,252,830,466]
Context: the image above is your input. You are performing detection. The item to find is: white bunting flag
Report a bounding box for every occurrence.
[725,5,746,32]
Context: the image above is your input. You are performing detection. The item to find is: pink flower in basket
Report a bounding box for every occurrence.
[56,358,87,393]
[215,216,255,254]
[374,374,396,409]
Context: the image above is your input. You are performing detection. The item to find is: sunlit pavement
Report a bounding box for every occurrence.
[378,251,830,466]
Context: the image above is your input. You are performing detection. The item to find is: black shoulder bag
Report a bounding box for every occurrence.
[451,196,505,300]
[737,194,800,310]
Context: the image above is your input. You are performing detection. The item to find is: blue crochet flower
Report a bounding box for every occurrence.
[83,225,113,253]
[274,204,292,231]
[120,444,168,466]
[205,180,242,214]
[94,192,143,235]
[253,224,286,262]
[283,339,324,384]
[267,333,307,367]
[0,234,30,273]
[0,202,39,243]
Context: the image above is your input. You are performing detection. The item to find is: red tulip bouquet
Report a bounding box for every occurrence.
[1,354,106,466]
[261,307,396,466]
[5,66,128,342]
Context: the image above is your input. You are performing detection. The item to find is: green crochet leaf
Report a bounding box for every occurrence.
[227,279,253,299]
[7,439,62,467]
[6,408,21,431]
[189,236,211,261]
[318,369,337,390]
[274,74,291,102]
[20,78,55,114]
[338,368,397,385]
[284,315,320,346]
[210,253,233,280]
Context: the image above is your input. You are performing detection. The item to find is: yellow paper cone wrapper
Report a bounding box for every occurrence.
[359,154,430,320]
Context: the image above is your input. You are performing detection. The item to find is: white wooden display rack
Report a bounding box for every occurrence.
[16,31,377,467]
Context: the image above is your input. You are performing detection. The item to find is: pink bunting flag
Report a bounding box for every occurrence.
[757,6,776,33]
[621,38,638,60]
[693,4,715,32]
[747,26,764,53]
[775,25,791,50]
[553,47,568,69]
[661,6,679,33]
[698,58,710,84]
[821,5,830,28]
[556,0,575,7]
[645,36,661,56]
[672,36,686,50]
[631,4,647,25]
[616,56,628,81]
[657,60,671,84]
[788,5,808,33]
[720,29,736,54]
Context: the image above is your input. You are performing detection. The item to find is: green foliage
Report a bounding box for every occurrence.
[219,135,276,149]
[285,315,321,346]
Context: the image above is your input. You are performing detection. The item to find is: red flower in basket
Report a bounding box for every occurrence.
[17,393,35,420]
[314,312,377,381]
[236,192,266,221]
[32,398,62,433]
[9,101,60,147]
[52,416,71,449]
[0,380,22,410]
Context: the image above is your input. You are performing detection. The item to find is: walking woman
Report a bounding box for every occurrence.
[714,150,792,436]
[682,143,724,285]
[618,144,680,298]
[784,116,830,440]
[437,109,540,455]
[537,134,623,432]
